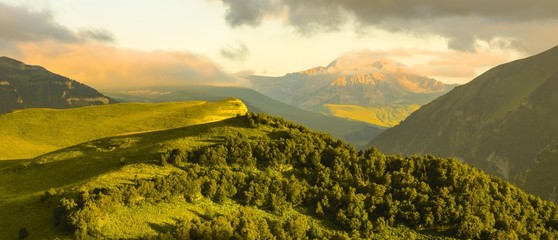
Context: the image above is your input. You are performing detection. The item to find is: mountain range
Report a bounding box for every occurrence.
[0,56,115,114]
[248,58,457,126]
[370,45,558,199]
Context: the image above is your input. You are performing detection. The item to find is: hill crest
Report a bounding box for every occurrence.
[0,98,247,160]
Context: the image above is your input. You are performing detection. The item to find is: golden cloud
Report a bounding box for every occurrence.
[16,41,245,89]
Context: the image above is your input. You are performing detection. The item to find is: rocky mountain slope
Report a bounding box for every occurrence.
[0,56,115,114]
[248,59,457,111]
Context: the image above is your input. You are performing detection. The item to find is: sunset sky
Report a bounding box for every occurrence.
[1,0,557,89]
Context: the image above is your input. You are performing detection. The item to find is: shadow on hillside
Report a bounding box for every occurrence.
[148,222,174,235]
[0,159,26,171]
[0,117,252,196]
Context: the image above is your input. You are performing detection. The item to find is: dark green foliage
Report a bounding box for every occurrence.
[39,188,59,206]
[518,139,558,202]
[19,228,28,239]
[152,210,323,240]
[55,113,558,239]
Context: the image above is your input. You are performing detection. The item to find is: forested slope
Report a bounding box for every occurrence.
[370,45,558,191]
[14,113,558,239]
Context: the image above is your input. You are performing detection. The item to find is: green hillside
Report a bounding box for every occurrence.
[105,85,383,147]
[0,56,115,114]
[1,111,557,239]
[518,139,558,201]
[370,45,558,194]
[0,98,247,160]
[324,104,420,127]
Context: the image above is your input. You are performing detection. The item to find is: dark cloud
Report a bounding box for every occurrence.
[220,42,250,61]
[217,0,558,53]
[0,2,113,44]
[220,0,282,27]
[78,29,115,42]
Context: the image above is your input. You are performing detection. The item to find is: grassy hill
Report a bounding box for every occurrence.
[0,56,115,114]
[0,98,247,160]
[105,85,383,147]
[370,45,558,195]
[0,116,259,239]
[1,109,557,239]
[324,104,420,127]
[0,112,406,239]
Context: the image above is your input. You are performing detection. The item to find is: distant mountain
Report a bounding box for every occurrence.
[0,56,115,113]
[106,86,383,147]
[370,45,558,198]
[248,59,457,113]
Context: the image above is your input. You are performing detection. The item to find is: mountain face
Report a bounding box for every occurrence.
[370,45,558,198]
[106,85,383,147]
[248,59,457,112]
[518,139,558,201]
[0,56,115,113]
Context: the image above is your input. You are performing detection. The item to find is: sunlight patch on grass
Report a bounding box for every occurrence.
[325,104,420,127]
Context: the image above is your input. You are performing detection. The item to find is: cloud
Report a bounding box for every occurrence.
[325,48,517,84]
[217,0,558,53]
[0,2,113,43]
[220,41,251,61]
[0,2,242,89]
[220,0,284,27]
[78,29,115,42]
[16,41,246,89]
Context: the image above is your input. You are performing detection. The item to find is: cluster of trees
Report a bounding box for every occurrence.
[154,211,340,240]
[54,113,558,239]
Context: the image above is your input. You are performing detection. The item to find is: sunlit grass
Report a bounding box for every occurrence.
[324,104,420,127]
[0,98,247,160]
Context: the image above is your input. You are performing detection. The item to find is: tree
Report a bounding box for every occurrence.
[19,228,28,239]
[458,215,484,239]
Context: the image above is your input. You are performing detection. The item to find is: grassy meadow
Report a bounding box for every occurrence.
[0,98,247,160]
[324,104,420,127]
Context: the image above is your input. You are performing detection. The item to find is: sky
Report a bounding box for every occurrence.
[1,0,557,89]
